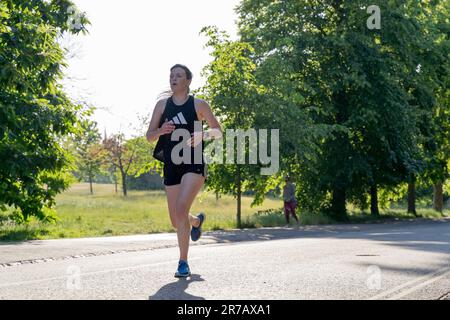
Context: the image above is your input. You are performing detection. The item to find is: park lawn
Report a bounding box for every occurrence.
[0,183,448,241]
[0,183,283,240]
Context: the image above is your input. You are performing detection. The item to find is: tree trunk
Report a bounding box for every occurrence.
[407,175,416,216]
[370,184,379,216]
[331,186,347,221]
[215,191,219,203]
[433,182,443,213]
[236,166,242,228]
[121,168,127,197]
[329,89,349,222]
[112,165,118,194]
[89,174,93,195]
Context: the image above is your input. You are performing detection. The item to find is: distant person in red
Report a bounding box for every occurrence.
[283,175,299,226]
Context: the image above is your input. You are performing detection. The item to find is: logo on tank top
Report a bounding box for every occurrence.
[170,112,187,125]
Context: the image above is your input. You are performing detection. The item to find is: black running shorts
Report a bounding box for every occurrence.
[163,163,207,186]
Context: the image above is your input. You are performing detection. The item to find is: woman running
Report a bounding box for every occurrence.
[146,64,222,277]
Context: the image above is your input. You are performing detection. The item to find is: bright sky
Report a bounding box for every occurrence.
[62,0,240,138]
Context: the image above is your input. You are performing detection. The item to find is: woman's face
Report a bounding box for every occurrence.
[170,67,191,93]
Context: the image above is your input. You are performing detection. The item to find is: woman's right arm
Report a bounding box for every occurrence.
[146,100,165,142]
[146,99,176,142]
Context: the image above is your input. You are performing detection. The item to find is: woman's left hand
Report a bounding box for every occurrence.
[187,131,203,147]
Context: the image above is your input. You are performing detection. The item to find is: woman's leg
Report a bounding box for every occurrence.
[175,172,206,261]
[165,185,202,230]
[289,202,299,223]
[164,184,181,229]
[284,201,290,224]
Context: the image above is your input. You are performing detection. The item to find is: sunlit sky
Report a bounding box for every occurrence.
[62,0,241,138]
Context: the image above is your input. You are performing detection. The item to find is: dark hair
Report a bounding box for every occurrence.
[157,64,193,99]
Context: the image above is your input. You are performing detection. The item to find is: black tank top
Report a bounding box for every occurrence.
[159,95,205,165]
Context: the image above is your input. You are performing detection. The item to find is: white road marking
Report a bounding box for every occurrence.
[388,267,450,300]
[368,265,450,300]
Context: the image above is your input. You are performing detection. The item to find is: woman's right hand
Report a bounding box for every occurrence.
[158,119,176,135]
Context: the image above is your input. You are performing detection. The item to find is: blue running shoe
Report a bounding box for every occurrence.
[174,260,191,278]
[190,212,205,242]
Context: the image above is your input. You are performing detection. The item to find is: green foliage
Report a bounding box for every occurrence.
[198,26,266,215]
[198,26,320,217]
[71,119,105,187]
[236,0,449,219]
[0,0,89,222]
[126,136,162,178]
[101,134,163,196]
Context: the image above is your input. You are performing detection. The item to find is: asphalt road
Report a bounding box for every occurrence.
[1,219,449,300]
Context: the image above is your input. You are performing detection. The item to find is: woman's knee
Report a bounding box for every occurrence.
[170,219,178,229]
[169,206,188,229]
[175,201,189,217]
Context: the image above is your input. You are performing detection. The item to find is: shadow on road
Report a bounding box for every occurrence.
[203,219,450,275]
[203,219,450,251]
[149,274,205,300]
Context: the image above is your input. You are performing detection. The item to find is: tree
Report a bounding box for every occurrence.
[236,0,447,220]
[199,26,313,226]
[130,114,165,190]
[73,120,104,195]
[198,26,263,227]
[101,134,160,196]
[431,84,450,213]
[102,133,141,197]
[125,135,162,187]
[0,0,89,222]
[425,1,450,214]
[378,1,450,213]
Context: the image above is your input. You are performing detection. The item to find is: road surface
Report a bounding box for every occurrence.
[1,219,449,300]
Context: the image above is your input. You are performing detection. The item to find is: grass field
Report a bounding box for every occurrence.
[0,183,282,240]
[0,183,448,241]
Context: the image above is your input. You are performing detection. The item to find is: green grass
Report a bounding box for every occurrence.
[0,183,281,240]
[0,183,448,241]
